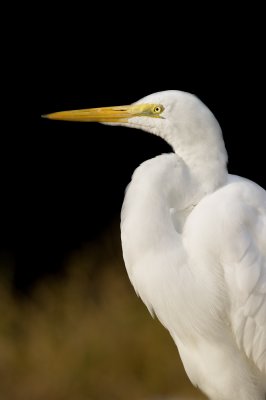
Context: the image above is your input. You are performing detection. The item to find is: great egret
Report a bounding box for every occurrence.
[44,90,266,400]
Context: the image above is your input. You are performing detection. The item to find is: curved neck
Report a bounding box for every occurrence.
[162,114,228,196]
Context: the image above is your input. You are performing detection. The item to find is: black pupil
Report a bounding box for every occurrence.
[155,107,160,112]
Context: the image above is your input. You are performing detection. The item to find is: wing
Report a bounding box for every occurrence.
[184,176,266,375]
[220,178,266,374]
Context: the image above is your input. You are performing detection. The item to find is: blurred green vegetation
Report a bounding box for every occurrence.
[0,231,205,400]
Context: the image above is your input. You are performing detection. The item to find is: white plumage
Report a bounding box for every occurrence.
[45,90,266,400]
[120,91,266,400]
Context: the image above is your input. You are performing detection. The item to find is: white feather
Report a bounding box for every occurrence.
[119,91,266,400]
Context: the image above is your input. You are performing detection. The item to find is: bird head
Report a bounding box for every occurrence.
[42,90,223,154]
[42,92,168,125]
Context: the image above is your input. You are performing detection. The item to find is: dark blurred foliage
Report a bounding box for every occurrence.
[0,237,206,400]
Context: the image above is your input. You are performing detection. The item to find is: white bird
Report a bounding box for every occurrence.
[44,90,266,400]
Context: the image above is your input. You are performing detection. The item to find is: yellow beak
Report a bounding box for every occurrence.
[42,103,164,122]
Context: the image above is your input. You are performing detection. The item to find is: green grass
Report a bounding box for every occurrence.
[0,233,205,400]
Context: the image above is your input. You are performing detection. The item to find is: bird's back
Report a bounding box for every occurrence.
[182,175,266,397]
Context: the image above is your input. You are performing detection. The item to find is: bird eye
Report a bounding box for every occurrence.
[153,106,162,114]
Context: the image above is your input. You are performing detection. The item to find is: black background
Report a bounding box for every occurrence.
[2,9,265,290]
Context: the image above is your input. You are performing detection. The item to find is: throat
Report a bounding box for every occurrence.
[164,129,228,196]
[156,101,229,195]
[184,149,228,197]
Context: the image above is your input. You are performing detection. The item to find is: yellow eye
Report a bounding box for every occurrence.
[153,106,162,114]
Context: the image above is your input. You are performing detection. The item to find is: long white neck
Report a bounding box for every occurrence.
[121,91,228,274]
[164,103,228,196]
[130,91,228,197]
